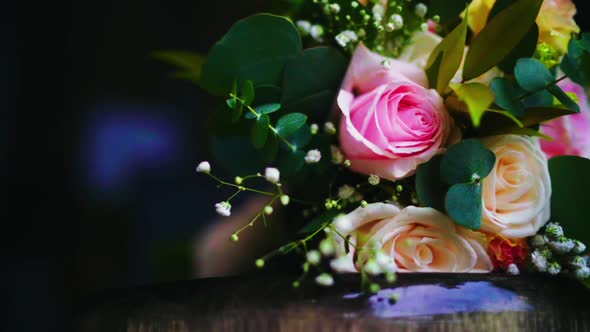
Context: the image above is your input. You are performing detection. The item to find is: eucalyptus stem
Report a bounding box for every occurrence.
[515,75,568,101]
[229,93,297,152]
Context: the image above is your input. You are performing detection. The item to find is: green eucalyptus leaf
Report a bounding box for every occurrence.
[463,0,543,81]
[441,139,496,185]
[254,85,282,105]
[200,14,302,96]
[276,113,307,137]
[226,98,236,110]
[259,133,279,163]
[285,124,312,150]
[449,82,495,127]
[546,84,580,113]
[241,80,255,106]
[425,11,468,93]
[445,182,483,230]
[561,34,590,87]
[549,156,590,245]
[514,58,554,92]
[415,155,446,211]
[279,150,306,178]
[245,103,281,119]
[251,114,270,149]
[489,77,524,116]
[475,107,576,136]
[522,90,554,108]
[281,47,347,121]
[231,102,243,123]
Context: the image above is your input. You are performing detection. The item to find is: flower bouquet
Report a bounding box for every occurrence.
[157,0,590,292]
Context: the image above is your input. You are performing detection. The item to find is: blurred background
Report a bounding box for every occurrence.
[6,0,590,330]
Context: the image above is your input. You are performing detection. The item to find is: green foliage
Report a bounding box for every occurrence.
[241,80,255,106]
[245,103,281,119]
[152,50,206,84]
[416,140,495,230]
[515,58,579,112]
[463,0,543,81]
[425,10,468,93]
[560,33,590,87]
[449,82,494,127]
[200,14,302,96]
[441,139,496,186]
[445,183,483,230]
[489,77,525,116]
[275,113,307,137]
[281,47,347,121]
[486,0,539,73]
[475,107,576,137]
[514,58,555,91]
[251,114,270,149]
[415,155,445,211]
[549,156,590,246]
[285,124,313,150]
[279,150,306,178]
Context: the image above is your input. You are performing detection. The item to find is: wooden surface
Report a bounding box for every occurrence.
[78,273,590,331]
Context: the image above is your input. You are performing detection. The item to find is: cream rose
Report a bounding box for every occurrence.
[333,203,492,273]
[481,135,552,238]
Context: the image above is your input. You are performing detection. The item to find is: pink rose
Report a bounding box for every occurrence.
[540,79,590,159]
[333,203,493,273]
[337,43,454,180]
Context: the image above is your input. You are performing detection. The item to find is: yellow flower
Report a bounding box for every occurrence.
[466,0,579,54]
[537,0,580,53]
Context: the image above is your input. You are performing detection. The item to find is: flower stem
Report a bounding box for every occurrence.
[229,93,297,152]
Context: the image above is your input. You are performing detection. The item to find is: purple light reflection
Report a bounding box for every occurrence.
[364,281,532,318]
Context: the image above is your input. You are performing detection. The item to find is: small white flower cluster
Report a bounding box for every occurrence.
[305,149,322,164]
[296,20,324,42]
[197,162,289,219]
[310,228,397,290]
[529,222,589,281]
[335,30,358,48]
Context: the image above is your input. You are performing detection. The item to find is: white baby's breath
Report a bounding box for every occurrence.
[215,201,231,217]
[196,161,211,173]
[264,167,280,184]
[305,149,322,164]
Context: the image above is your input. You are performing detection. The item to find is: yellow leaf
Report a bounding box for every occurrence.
[449,82,494,127]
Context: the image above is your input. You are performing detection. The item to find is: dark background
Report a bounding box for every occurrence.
[7,0,590,330]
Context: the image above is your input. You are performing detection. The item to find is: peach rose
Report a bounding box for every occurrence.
[333,203,493,273]
[481,135,552,238]
[466,0,579,53]
[337,43,454,180]
[540,78,590,159]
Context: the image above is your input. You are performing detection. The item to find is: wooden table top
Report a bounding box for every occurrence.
[77,273,590,331]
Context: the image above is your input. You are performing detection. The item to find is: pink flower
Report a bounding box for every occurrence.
[540,79,590,159]
[337,43,454,180]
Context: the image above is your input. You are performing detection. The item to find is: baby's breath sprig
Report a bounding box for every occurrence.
[196,162,312,240]
[528,222,589,282]
[302,0,435,57]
